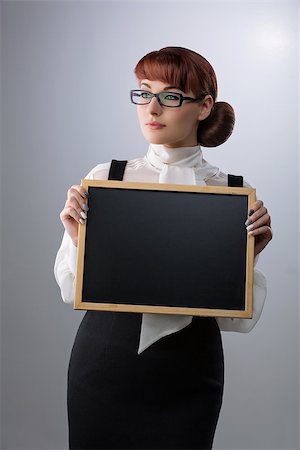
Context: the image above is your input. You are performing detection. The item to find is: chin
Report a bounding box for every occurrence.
[142,132,170,146]
[150,138,169,145]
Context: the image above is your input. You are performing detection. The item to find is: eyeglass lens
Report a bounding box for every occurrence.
[132,91,181,107]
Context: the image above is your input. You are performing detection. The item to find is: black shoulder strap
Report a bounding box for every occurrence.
[228,174,243,187]
[108,162,242,185]
[108,159,128,181]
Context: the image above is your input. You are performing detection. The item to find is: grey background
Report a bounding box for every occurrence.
[0,1,299,449]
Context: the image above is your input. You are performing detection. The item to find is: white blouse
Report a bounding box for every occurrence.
[54,145,267,353]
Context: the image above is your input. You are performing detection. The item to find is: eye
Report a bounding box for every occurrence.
[140,91,152,98]
[163,93,180,101]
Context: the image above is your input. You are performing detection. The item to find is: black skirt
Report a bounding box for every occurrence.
[67,311,224,450]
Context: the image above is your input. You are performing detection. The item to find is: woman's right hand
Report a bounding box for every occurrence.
[60,185,89,247]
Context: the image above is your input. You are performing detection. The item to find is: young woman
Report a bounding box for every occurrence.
[54,46,272,450]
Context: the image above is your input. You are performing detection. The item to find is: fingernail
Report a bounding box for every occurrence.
[80,211,87,220]
[84,191,89,197]
[247,224,254,231]
[245,218,252,226]
[248,209,254,216]
[79,218,86,225]
[82,203,89,211]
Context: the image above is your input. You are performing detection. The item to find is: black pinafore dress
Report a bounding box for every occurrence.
[67,163,242,450]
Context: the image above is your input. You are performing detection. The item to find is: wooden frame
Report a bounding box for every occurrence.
[74,180,256,318]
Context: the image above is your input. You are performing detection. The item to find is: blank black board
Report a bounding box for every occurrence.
[74,181,255,318]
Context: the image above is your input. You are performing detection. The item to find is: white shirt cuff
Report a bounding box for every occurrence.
[69,242,78,276]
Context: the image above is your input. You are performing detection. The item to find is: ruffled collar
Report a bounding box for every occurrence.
[149,143,201,165]
[145,143,219,183]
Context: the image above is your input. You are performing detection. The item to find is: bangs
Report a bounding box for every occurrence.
[134,47,217,98]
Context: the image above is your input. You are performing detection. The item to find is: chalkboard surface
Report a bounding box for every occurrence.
[74,181,255,318]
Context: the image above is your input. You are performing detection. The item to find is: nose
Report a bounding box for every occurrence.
[147,96,163,115]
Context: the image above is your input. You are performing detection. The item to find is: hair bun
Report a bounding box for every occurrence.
[197,101,235,147]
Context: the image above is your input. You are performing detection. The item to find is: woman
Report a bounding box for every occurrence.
[54,47,272,450]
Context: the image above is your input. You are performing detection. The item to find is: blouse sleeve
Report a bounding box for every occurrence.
[53,164,109,304]
[216,265,267,333]
[54,231,78,304]
[207,170,268,333]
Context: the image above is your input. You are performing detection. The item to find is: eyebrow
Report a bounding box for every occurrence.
[140,82,181,92]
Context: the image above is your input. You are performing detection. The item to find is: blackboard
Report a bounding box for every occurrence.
[74,180,256,318]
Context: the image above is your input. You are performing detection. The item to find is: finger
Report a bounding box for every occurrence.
[67,185,89,204]
[67,186,89,211]
[246,214,271,232]
[60,205,86,225]
[246,208,269,227]
[248,200,263,216]
[67,198,88,220]
[68,184,89,199]
[248,225,273,238]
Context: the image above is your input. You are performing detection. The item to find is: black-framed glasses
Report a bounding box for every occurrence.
[130,90,205,107]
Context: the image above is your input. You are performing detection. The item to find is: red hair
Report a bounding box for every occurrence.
[134,46,218,100]
[134,46,235,147]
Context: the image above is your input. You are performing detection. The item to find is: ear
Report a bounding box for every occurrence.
[198,95,214,121]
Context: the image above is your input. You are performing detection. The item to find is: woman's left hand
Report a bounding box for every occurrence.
[245,200,273,257]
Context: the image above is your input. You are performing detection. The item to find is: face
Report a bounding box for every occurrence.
[136,79,213,148]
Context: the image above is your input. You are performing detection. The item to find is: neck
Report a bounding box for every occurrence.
[149,143,202,164]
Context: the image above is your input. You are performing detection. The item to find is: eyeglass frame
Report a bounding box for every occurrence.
[130,89,207,108]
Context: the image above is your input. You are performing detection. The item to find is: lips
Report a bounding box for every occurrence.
[146,122,166,129]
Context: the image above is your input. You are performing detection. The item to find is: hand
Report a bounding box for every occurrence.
[60,185,89,247]
[245,200,272,257]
